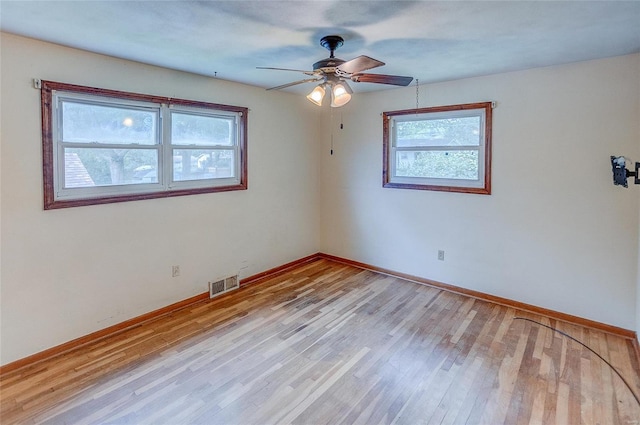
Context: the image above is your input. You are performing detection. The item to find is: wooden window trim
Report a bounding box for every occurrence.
[41,80,248,210]
[382,102,492,195]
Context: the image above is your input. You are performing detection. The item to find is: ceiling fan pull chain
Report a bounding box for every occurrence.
[415,78,419,112]
[330,107,334,155]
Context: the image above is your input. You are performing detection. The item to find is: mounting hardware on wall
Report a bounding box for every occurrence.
[611,156,640,188]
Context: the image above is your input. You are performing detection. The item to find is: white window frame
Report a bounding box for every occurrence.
[52,93,164,200]
[41,80,248,209]
[166,105,241,191]
[383,102,492,195]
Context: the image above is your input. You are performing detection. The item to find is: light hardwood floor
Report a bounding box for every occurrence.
[1,259,640,424]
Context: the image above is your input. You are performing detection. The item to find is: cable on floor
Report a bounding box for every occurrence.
[513,316,640,406]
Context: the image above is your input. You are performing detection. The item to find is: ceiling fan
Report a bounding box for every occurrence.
[257,35,413,107]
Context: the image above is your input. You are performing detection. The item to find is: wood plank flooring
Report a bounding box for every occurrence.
[1,258,640,424]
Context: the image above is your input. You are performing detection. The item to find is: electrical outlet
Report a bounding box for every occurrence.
[438,250,445,261]
[172,265,180,277]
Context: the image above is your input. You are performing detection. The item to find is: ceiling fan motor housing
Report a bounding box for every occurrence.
[312,57,346,72]
[314,35,347,72]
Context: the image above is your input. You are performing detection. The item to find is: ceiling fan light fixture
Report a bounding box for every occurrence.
[306,84,326,106]
[260,35,413,108]
[330,81,352,107]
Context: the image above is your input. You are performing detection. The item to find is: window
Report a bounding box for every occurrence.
[41,81,247,209]
[383,102,492,194]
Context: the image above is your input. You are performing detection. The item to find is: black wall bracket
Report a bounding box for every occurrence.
[611,156,640,188]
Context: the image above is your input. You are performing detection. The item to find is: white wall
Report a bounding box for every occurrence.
[637,190,640,335]
[0,33,321,364]
[637,166,640,334]
[320,54,640,331]
[2,33,639,366]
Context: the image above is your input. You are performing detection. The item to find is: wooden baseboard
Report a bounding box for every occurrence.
[318,253,637,340]
[0,292,209,376]
[0,253,322,376]
[240,253,322,287]
[2,251,636,375]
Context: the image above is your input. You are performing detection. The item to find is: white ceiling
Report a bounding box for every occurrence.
[1,1,639,94]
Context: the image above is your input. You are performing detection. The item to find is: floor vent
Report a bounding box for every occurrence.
[209,275,239,299]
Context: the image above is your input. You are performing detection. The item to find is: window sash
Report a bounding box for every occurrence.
[166,106,241,190]
[392,149,481,181]
[393,110,483,149]
[59,146,163,192]
[169,109,237,147]
[53,94,164,199]
[58,96,161,146]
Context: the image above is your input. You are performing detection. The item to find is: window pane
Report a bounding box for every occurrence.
[173,149,235,181]
[64,148,158,187]
[396,116,481,147]
[62,101,157,145]
[171,113,233,146]
[395,150,479,180]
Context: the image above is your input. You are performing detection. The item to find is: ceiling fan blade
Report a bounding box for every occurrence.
[351,73,414,86]
[337,55,385,74]
[257,66,317,76]
[266,78,322,91]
